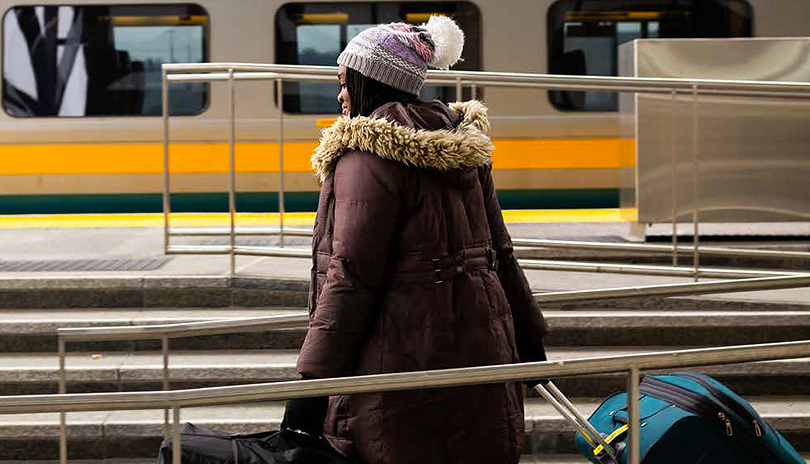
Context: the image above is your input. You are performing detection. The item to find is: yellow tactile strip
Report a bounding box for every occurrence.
[0,209,635,229]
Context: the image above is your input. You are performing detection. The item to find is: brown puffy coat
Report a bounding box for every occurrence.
[297,100,549,464]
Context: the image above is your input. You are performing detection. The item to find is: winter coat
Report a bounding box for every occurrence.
[296,99,549,464]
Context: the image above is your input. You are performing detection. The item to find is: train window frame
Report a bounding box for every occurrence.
[274,1,482,115]
[547,0,754,112]
[1,2,211,118]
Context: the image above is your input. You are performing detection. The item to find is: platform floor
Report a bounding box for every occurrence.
[0,213,808,306]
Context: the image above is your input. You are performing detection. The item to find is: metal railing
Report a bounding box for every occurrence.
[53,271,810,461]
[161,63,810,281]
[16,339,810,464]
[57,312,310,457]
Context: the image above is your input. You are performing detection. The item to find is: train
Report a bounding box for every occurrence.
[2,0,809,215]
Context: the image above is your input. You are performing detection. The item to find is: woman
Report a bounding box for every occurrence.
[284,16,549,464]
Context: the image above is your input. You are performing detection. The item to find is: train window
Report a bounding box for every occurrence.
[548,0,753,111]
[275,2,481,114]
[2,4,209,117]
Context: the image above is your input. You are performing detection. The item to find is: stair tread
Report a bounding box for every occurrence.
[2,309,810,334]
[2,396,809,438]
[2,348,809,382]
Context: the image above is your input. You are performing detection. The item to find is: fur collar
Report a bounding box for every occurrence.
[311,100,493,182]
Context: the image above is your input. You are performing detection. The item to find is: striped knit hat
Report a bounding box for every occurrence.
[337,16,465,96]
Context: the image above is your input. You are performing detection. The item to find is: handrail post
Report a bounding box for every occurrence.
[670,90,678,267]
[277,77,286,248]
[172,406,181,464]
[162,67,171,255]
[628,365,641,464]
[455,76,462,102]
[58,337,67,464]
[692,85,700,281]
[228,68,237,277]
[471,83,478,100]
[162,336,171,437]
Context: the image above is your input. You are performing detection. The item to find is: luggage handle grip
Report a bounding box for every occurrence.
[534,381,618,461]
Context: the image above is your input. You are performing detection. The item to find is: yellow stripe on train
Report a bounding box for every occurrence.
[0,139,635,175]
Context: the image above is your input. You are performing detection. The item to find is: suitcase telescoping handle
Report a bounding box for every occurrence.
[534,381,620,463]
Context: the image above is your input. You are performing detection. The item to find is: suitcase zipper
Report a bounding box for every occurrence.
[753,420,763,437]
[673,372,767,438]
[642,376,778,464]
[640,376,722,428]
[718,412,733,436]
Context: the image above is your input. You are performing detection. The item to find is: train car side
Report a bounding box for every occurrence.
[1,0,808,214]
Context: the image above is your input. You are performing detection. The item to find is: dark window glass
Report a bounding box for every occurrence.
[548,0,753,111]
[2,4,209,117]
[275,2,481,114]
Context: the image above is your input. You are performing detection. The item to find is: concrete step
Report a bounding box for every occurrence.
[1,397,808,460]
[3,274,809,312]
[0,308,304,352]
[2,347,809,397]
[0,276,309,309]
[3,308,810,352]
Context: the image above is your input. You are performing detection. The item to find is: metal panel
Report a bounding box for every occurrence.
[620,38,810,223]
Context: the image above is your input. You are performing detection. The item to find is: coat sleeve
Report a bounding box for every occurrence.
[297,151,404,379]
[479,164,549,362]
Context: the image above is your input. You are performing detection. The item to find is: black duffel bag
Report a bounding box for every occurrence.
[157,423,352,464]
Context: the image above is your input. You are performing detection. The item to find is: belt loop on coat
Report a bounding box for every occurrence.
[487,248,496,271]
[432,258,444,284]
[454,249,465,275]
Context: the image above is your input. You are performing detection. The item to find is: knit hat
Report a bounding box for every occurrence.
[337,15,465,96]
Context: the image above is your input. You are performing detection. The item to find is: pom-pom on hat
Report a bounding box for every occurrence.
[337,15,464,96]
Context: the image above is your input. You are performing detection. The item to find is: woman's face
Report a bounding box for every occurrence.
[337,66,351,117]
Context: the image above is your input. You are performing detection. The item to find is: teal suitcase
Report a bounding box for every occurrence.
[563,372,805,464]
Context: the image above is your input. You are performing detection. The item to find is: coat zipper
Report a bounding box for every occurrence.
[642,376,779,464]
[673,372,766,438]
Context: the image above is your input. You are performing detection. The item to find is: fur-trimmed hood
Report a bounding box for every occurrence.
[311,100,494,182]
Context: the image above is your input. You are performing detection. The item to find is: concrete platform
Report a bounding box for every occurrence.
[0,224,808,306]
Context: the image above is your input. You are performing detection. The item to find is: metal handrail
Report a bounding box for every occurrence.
[55,273,810,346]
[55,273,810,402]
[16,340,810,464]
[519,259,807,279]
[55,272,810,432]
[56,312,310,449]
[57,313,309,342]
[162,63,810,280]
[532,274,810,303]
[512,238,810,260]
[165,224,810,261]
[163,63,810,96]
[26,341,810,410]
